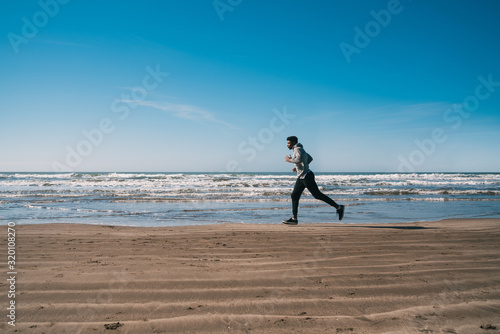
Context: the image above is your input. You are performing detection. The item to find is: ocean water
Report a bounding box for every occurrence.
[1,172,499,226]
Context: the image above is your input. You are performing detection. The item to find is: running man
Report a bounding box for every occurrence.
[283,136,345,225]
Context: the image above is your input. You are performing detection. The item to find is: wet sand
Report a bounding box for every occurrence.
[1,219,500,333]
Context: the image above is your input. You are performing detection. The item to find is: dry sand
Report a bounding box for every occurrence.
[1,219,500,333]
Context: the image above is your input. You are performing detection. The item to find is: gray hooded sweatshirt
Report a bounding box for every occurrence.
[288,143,313,178]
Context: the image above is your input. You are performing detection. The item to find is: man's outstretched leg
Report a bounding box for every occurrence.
[304,172,345,221]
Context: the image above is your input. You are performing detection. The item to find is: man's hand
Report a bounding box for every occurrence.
[285,155,292,162]
[292,167,297,172]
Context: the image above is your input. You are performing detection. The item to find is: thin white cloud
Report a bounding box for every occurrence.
[303,102,451,124]
[36,39,92,48]
[397,102,451,116]
[121,100,234,128]
[373,102,449,125]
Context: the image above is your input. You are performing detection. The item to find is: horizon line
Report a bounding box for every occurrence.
[1,171,499,174]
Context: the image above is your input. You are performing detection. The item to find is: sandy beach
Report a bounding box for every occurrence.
[2,219,500,333]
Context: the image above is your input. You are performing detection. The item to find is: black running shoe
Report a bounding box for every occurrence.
[337,205,345,221]
[282,217,298,225]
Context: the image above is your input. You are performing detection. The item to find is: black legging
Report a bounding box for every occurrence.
[291,171,338,217]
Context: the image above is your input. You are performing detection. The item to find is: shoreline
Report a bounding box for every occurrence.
[3,172,500,227]
[2,218,499,333]
[8,213,500,228]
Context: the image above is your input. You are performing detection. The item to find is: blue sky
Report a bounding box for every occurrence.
[1,0,499,172]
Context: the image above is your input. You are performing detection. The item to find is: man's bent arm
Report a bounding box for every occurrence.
[288,147,302,164]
